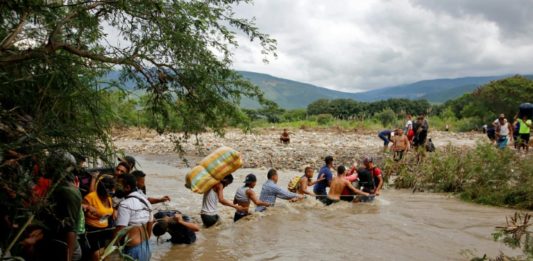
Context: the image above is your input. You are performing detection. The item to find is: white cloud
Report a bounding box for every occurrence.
[231,0,533,92]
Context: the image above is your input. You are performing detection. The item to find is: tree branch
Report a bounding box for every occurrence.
[0,11,29,50]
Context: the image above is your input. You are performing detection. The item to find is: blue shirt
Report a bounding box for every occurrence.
[255,180,298,212]
[313,165,333,195]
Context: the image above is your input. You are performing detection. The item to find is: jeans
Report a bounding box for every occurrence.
[123,241,151,261]
[497,136,508,149]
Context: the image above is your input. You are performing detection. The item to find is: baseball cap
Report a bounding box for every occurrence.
[244,173,257,183]
[363,156,374,163]
[499,113,505,118]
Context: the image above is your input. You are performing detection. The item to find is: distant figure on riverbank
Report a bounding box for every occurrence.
[233,174,270,222]
[378,129,394,152]
[256,169,302,212]
[320,165,370,206]
[280,129,290,144]
[492,114,513,150]
[405,114,415,143]
[201,174,245,228]
[391,129,410,161]
[517,115,532,152]
[413,115,429,148]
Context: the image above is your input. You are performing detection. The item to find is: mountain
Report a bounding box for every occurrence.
[101,70,533,109]
[238,71,362,109]
[240,71,533,108]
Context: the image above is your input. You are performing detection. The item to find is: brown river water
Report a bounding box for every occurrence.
[135,154,522,261]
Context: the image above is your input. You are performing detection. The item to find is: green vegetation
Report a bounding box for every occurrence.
[473,212,532,261]
[0,0,274,257]
[385,143,533,210]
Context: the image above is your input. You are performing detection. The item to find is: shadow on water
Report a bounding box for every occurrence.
[136,154,521,261]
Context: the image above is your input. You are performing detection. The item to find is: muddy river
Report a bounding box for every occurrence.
[135,154,521,261]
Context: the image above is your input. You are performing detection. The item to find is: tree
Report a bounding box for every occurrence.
[0,0,275,255]
[1,0,276,134]
[375,108,397,128]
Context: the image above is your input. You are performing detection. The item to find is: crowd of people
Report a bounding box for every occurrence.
[377,114,434,161]
[3,150,383,261]
[485,113,532,151]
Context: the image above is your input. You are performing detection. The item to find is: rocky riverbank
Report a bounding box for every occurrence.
[112,127,486,171]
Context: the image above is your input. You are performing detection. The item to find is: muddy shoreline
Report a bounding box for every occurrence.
[112,127,485,171]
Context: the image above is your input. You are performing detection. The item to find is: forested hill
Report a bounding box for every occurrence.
[240,71,533,108]
[104,70,533,109]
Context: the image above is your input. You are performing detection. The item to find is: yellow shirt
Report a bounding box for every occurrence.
[84,191,113,228]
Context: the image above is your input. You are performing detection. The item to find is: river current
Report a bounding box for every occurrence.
[135,154,521,261]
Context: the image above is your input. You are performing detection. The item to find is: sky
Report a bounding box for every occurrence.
[231,0,533,92]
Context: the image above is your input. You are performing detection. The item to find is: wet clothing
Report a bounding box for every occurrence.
[233,212,249,222]
[123,241,151,261]
[234,186,251,222]
[201,188,220,227]
[255,180,298,212]
[321,197,340,206]
[201,189,218,216]
[154,211,197,244]
[497,136,509,149]
[84,192,113,228]
[313,165,333,196]
[234,186,250,205]
[116,191,152,261]
[358,167,382,193]
[200,214,219,228]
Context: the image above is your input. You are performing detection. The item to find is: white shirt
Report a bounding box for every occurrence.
[116,191,153,227]
[405,120,413,130]
[494,119,510,136]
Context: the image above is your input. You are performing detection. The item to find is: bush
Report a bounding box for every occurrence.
[316,114,334,125]
[389,143,533,210]
[375,108,397,128]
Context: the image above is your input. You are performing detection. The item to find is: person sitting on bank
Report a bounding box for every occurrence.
[114,173,153,261]
[152,210,200,244]
[321,166,371,206]
[295,167,325,196]
[280,129,290,144]
[131,170,170,205]
[201,174,245,228]
[255,169,303,212]
[233,174,271,222]
[391,128,410,161]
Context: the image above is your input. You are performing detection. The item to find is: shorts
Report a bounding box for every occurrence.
[320,197,340,206]
[123,241,151,261]
[497,136,508,149]
[234,212,249,222]
[357,195,375,203]
[201,214,220,228]
[519,133,530,145]
[393,150,405,161]
[339,195,354,202]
